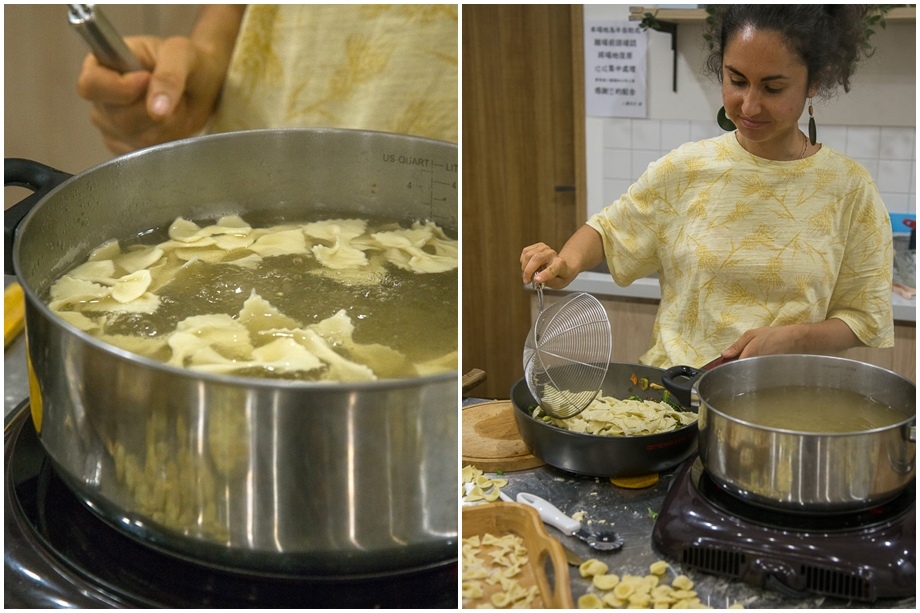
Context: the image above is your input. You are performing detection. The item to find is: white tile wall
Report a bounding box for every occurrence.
[600,119,917,216]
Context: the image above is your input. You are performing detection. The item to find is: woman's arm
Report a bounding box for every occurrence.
[77,5,246,153]
[721,317,862,360]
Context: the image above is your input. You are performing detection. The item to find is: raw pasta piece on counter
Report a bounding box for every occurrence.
[579,559,609,578]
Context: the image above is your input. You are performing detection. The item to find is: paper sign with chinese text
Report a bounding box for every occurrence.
[584,20,648,118]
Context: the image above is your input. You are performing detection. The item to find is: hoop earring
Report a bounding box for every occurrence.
[717,106,736,131]
[807,99,817,145]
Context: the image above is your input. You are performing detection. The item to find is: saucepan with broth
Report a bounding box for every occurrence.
[4,128,458,575]
[663,355,915,513]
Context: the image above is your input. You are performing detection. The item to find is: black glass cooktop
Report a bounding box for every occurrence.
[652,457,915,603]
[5,403,457,608]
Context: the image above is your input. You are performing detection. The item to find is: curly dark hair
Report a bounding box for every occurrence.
[703,5,871,96]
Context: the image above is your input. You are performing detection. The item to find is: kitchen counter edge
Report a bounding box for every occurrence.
[564,272,916,323]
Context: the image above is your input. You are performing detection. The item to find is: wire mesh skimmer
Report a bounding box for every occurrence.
[523,283,611,419]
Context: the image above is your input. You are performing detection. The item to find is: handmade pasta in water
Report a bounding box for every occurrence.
[45,214,458,381]
[533,389,696,436]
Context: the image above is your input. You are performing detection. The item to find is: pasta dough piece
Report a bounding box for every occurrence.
[213,233,255,251]
[221,252,263,269]
[168,218,213,243]
[592,573,621,590]
[579,559,609,578]
[303,219,370,270]
[168,216,252,246]
[249,337,324,373]
[308,253,387,286]
[111,270,152,303]
[540,391,697,437]
[49,276,111,306]
[237,291,301,334]
[289,328,376,382]
[370,222,459,274]
[577,593,604,609]
[89,293,161,314]
[312,241,368,270]
[115,246,164,273]
[248,229,309,256]
[173,247,231,263]
[87,238,121,261]
[671,575,694,591]
[68,260,116,282]
[301,218,367,243]
[167,314,253,367]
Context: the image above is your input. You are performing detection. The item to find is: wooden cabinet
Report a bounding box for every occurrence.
[462,5,586,399]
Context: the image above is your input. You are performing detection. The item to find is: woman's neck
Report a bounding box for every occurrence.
[735,130,810,161]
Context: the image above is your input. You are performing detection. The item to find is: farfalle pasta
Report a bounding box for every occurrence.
[46,214,458,381]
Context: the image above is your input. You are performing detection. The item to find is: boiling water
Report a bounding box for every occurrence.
[103,256,457,362]
[715,386,905,433]
[50,216,457,380]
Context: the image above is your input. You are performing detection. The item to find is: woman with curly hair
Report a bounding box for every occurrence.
[521,5,893,368]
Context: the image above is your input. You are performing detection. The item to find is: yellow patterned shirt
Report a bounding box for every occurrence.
[209,4,457,142]
[587,132,895,368]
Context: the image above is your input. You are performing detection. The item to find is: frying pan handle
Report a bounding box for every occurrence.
[4,158,72,276]
[661,365,701,409]
[662,355,732,408]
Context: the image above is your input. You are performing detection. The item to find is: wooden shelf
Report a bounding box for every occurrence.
[629,6,916,24]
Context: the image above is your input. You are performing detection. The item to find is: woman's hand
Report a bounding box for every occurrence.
[721,319,861,360]
[520,225,605,289]
[520,243,578,289]
[76,6,244,154]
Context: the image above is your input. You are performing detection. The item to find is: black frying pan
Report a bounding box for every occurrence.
[509,362,699,478]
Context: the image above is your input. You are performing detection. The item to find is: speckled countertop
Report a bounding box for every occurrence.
[463,398,915,610]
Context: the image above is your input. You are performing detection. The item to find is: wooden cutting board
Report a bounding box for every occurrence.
[462,400,544,472]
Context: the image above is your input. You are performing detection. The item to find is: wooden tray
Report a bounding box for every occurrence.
[462,400,544,472]
[462,502,572,609]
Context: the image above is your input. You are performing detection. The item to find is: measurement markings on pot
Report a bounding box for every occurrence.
[382,153,457,220]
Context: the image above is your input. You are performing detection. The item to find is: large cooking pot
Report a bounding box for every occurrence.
[662,355,916,513]
[510,363,699,477]
[4,128,458,575]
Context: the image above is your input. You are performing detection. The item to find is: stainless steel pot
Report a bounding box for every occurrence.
[5,128,458,575]
[662,355,916,513]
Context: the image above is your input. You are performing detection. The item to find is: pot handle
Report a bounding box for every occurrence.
[4,158,73,276]
[661,365,701,408]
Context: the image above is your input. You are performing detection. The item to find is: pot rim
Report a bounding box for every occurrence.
[695,354,916,437]
[13,127,458,391]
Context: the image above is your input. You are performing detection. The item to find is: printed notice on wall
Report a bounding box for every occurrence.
[584,20,648,118]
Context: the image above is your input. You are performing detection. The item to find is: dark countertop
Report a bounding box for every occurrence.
[463,398,915,609]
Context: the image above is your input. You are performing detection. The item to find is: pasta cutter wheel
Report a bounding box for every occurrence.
[523,283,611,419]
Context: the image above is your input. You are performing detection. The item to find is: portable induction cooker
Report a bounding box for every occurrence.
[652,457,915,602]
[4,402,458,608]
